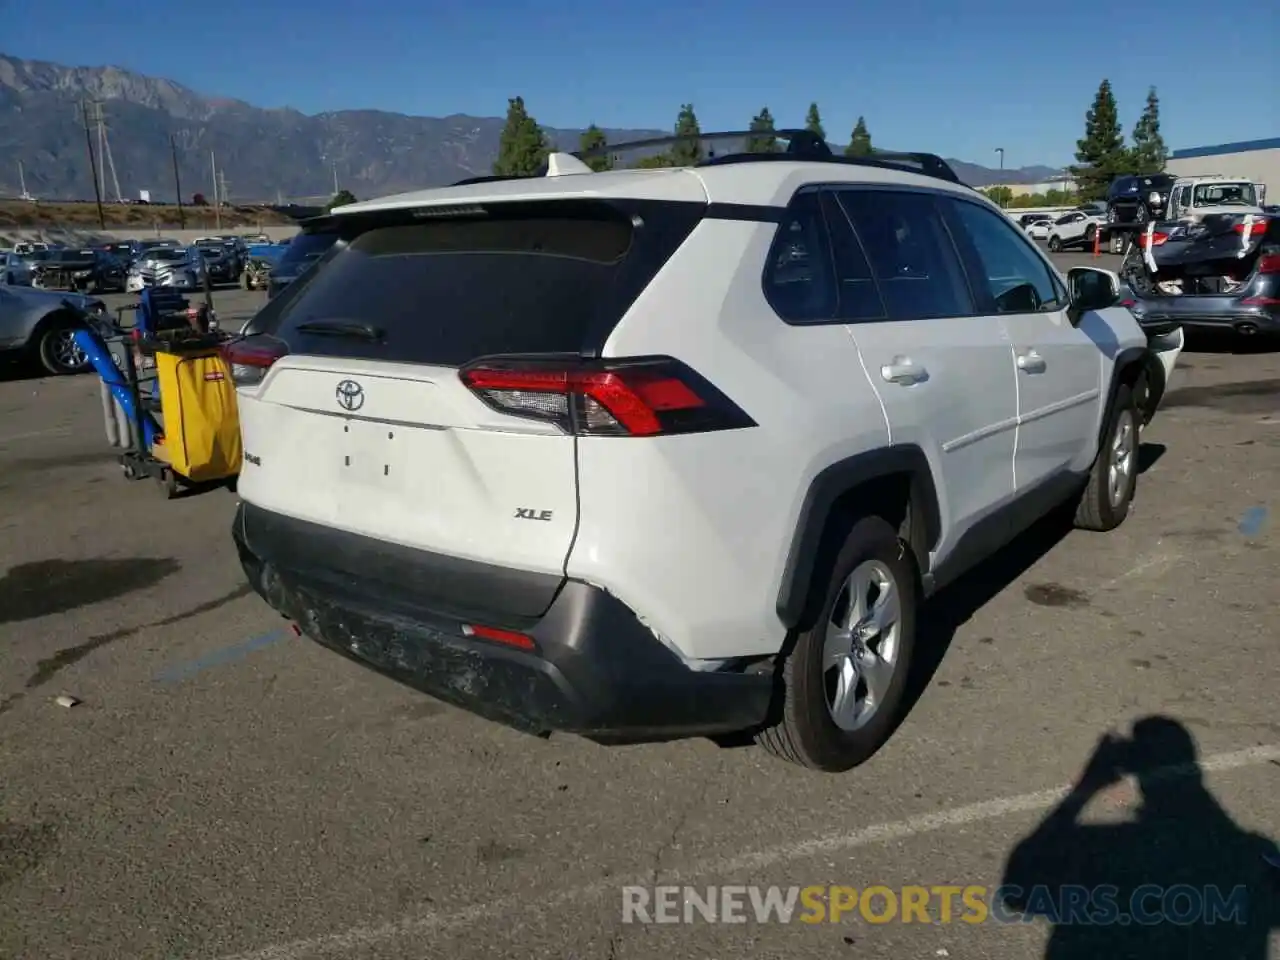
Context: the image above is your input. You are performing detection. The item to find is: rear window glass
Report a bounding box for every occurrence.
[278,231,339,267]
[274,209,636,366]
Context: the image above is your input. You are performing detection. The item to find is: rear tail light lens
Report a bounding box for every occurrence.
[459,357,756,437]
[1256,254,1280,275]
[1233,219,1269,238]
[223,337,288,386]
[1139,232,1169,247]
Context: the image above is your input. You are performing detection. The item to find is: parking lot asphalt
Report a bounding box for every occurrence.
[2,254,1278,960]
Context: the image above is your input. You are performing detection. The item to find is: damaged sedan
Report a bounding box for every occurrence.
[1119,198,1277,338]
[30,248,128,294]
[126,246,207,293]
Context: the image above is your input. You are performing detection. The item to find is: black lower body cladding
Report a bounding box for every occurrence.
[231,503,772,740]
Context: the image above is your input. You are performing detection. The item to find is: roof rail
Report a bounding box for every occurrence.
[573,129,965,185]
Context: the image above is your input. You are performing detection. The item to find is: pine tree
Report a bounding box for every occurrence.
[1069,79,1127,201]
[326,189,357,211]
[669,104,703,166]
[493,96,549,177]
[579,124,613,172]
[845,117,873,157]
[804,103,825,142]
[746,107,779,153]
[1129,87,1168,174]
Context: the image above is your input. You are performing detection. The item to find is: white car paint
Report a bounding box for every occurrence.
[1047,210,1106,250]
[1025,219,1052,239]
[231,150,1182,754]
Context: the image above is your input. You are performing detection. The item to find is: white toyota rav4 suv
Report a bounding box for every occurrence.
[228,132,1184,772]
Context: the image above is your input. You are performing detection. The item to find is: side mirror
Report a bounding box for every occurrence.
[1066,266,1120,325]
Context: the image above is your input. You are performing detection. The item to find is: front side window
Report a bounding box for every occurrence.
[948,199,1064,313]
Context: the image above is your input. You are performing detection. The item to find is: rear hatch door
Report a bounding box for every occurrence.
[234,202,650,619]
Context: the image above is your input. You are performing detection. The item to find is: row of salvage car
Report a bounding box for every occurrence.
[2,234,279,294]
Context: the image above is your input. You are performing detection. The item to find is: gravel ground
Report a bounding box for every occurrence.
[1,254,1277,960]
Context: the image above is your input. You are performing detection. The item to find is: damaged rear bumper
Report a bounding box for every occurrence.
[231,502,773,741]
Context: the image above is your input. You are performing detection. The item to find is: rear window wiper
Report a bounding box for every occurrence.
[294,319,385,341]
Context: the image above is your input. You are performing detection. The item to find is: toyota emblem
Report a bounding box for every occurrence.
[335,379,365,411]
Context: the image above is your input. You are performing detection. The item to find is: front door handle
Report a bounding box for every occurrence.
[1016,350,1047,373]
[881,357,929,385]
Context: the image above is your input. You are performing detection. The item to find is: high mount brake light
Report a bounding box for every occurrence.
[222,339,288,385]
[459,358,755,437]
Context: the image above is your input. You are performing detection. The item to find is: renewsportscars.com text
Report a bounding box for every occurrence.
[621,884,1250,926]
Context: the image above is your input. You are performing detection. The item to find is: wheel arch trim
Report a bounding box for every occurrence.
[776,445,942,630]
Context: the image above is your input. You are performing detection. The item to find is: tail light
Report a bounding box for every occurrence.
[1138,232,1169,248]
[459,357,756,437]
[1256,254,1280,275]
[1233,219,1269,238]
[223,337,288,386]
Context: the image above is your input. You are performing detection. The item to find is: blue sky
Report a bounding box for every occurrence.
[5,0,1276,169]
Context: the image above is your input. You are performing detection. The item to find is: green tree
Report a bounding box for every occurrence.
[493,96,549,177]
[745,107,780,154]
[669,104,703,166]
[579,124,613,172]
[1129,87,1168,174]
[845,117,872,157]
[804,102,825,141]
[634,153,674,169]
[1069,79,1128,201]
[326,189,357,211]
[983,185,1014,207]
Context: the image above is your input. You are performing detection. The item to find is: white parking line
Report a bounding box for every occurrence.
[217,742,1280,960]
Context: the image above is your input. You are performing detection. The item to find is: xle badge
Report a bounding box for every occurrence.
[515,508,554,522]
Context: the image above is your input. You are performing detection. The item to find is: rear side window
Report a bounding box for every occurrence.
[275,204,654,366]
[833,190,975,321]
[819,192,887,322]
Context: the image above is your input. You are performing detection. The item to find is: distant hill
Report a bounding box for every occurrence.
[0,52,1063,201]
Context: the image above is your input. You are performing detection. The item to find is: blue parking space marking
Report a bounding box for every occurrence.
[155,628,288,683]
[1238,505,1268,537]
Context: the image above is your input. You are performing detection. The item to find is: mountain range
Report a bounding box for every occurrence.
[0,53,1064,202]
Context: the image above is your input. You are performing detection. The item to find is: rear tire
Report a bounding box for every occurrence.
[756,516,918,772]
[1074,383,1139,532]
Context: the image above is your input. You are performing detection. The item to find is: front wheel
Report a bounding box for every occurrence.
[1074,383,1139,532]
[1048,236,1063,252]
[756,515,918,771]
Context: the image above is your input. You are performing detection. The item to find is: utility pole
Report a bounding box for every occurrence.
[18,160,30,200]
[170,135,185,227]
[217,168,230,216]
[210,150,221,230]
[332,161,339,196]
[80,100,106,229]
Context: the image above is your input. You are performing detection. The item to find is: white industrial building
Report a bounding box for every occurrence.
[1165,137,1279,203]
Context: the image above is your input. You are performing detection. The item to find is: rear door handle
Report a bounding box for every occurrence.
[881,357,928,385]
[1016,350,1047,373]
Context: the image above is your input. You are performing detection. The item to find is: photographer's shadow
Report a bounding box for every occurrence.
[1001,716,1278,959]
